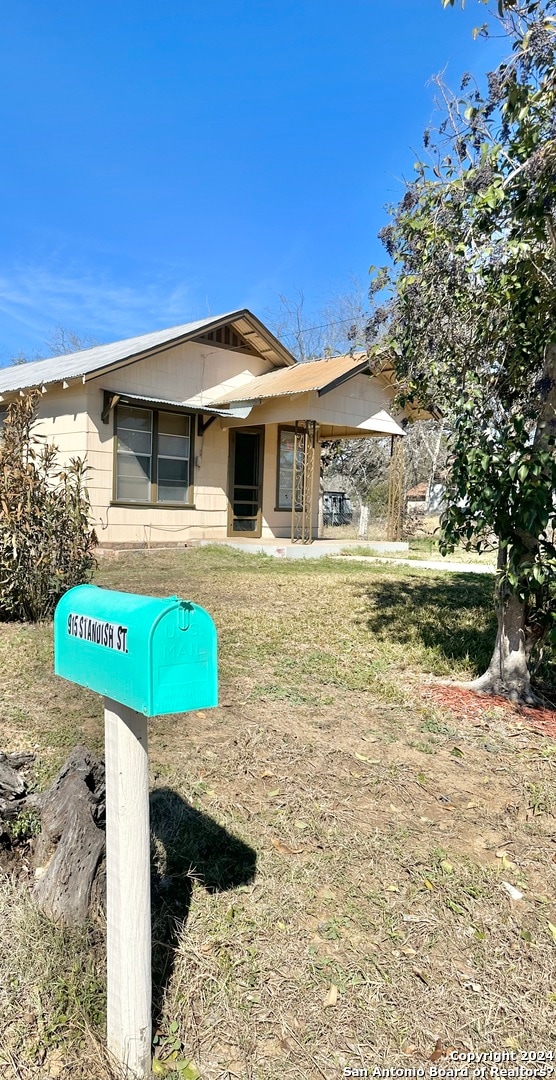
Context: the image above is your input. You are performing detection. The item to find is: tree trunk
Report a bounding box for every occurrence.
[468,587,535,704]
[358,503,369,539]
[461,342,556,705]
[318,488,324,538]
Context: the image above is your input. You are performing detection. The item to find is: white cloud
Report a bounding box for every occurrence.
[0,263,198,350]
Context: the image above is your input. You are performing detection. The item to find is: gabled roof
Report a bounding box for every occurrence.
[407,483,428,498]
[210,353,370,405]
[0,309,295,395]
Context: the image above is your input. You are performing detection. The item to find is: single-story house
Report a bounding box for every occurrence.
[406,482,428,513]
[406,481,445,515]
[0,309,417,546]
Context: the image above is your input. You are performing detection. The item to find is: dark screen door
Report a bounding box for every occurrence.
[228,428,264,536]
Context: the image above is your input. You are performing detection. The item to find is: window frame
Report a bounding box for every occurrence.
[112,404,195,508]
[275,425,303,512]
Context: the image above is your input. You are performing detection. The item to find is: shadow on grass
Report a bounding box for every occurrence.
[358,572,497,675]
[150,788,256,1024]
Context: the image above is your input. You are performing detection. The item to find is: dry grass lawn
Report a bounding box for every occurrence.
[1,546,555,1080]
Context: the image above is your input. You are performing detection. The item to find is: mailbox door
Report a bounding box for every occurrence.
[151,604,218,715]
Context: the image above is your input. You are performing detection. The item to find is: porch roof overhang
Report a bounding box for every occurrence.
[199,353,408,438]
[100,389,253,424]
[318,410,406,439]
[203,353,418,437]
[208,350,438,423]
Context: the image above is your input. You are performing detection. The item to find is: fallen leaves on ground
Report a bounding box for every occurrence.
[501,881,523,900]
[430,1040,454,1063]
[421,685,556,737]
[271,837,304,856]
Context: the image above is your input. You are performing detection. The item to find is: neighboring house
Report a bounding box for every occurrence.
[406,482,428,513]
[406,481,445,515]
[322,490,353,526]
[0,309,413,546]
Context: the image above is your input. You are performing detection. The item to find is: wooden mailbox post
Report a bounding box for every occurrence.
[54,585,218,1079]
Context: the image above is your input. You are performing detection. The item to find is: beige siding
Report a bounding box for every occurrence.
[83,341,275,544]
[93,340,272,403]
[33,388,89,458]
[311,373,396,429]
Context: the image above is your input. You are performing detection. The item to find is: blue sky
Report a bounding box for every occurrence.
[0,1,505,363]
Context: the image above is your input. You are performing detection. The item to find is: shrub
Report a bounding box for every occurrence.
[0,391,96,621]
[367,480,389,520]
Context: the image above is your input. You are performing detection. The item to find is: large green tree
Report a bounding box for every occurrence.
[374,0,556,702]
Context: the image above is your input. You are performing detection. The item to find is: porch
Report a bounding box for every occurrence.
[224,417,405,544]
[191,537,409,559]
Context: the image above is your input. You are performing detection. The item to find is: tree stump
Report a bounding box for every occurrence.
[32,746,106,925]
[0,745,106,925]
[0,747,107,924]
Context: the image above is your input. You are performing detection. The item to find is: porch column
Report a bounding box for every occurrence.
[291,420,318,543]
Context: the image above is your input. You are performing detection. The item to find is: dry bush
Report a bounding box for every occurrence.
[0,391,96,621]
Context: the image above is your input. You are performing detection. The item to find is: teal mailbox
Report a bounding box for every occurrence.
[54,584,218,716]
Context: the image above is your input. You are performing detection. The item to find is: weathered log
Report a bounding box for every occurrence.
[0,751,35,770]
[0,758,28,800]
[0,796,27,820]
[32,746,106,925]
[33,790,105,924]
[32,744,105,821]
[0,752,35,833]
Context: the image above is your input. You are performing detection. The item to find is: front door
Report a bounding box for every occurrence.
[227,428,264,537]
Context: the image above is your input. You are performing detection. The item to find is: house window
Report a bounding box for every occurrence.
[276,427,303,510]
[116,407,152,502]
[157,411,191,503]
[115,405,192,505]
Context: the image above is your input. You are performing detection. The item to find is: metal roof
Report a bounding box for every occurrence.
[107,390,252,419]
[407,483,428,498]
[0,309,295,395]
[210,353,370,404]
